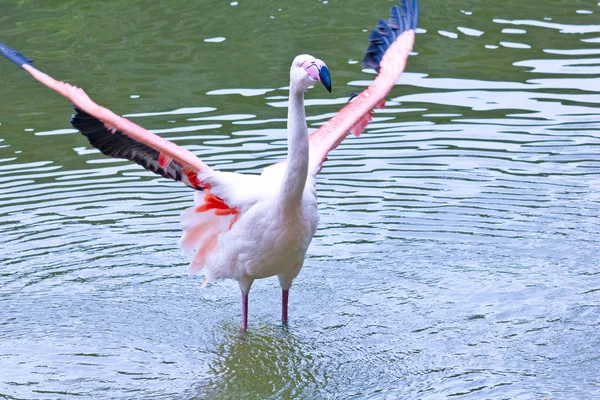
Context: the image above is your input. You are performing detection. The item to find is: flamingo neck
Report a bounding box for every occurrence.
[280,88,309,207]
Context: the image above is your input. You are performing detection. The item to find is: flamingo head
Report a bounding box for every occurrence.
[290,54,332,93]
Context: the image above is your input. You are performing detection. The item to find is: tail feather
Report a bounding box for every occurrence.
[179,191,240,275]
[189,233,219,275]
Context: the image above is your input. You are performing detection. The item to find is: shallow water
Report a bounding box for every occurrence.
[1,0,600,398]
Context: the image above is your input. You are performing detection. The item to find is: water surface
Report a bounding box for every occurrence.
[1,0,600,398]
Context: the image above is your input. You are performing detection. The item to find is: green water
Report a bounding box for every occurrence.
[1,0,600,399]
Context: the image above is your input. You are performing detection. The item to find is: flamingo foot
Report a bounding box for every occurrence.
[241,291,249,331]
[282,289,289,325]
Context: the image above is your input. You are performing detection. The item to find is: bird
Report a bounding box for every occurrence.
[0,0,418,330]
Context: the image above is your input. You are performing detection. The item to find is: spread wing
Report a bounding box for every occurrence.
[0,41,212,190]
[0,43,246,275]
[307,0,418,176]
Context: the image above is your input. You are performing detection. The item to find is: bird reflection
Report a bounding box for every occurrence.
[189,325,322,399]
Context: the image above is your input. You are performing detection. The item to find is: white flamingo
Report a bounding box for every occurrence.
[0,0,418,330]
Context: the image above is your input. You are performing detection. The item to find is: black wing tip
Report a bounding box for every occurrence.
[361,0,419,71]
[0,42,33,67]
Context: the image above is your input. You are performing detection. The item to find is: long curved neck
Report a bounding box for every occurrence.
[280,87,309,208]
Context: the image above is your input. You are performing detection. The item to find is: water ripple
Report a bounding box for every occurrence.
[1,0,600,399]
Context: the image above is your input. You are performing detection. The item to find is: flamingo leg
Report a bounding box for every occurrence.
[282,289,289,324]
[241,291,249,330]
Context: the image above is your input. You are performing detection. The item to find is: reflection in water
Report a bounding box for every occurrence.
[1,0,600,398]
[194,327,322,399]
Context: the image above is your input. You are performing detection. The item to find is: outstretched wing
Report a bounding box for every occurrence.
[0,43,246,275]
[71,108,196,186]
[0,42,212,190]
[307,0,418,175]
[0,43,272,275]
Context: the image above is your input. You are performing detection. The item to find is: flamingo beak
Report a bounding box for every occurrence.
[303,59,332,93]
[318,63,332,93]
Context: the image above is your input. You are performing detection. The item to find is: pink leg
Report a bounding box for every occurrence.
[241,291,249,330]
[282,289,289,324]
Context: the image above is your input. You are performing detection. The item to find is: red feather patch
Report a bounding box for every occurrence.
[158,152,173,168]
[195,193,238,216]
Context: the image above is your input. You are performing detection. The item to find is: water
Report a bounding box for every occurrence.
[1,0,599,398]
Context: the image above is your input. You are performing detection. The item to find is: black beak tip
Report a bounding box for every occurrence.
[319,66,332,93]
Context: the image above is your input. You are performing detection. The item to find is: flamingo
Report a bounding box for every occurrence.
[0,0,418,330]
